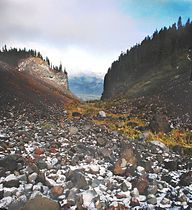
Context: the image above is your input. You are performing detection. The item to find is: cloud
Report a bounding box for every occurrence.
[0,0,142,51]
[0,0,192,75]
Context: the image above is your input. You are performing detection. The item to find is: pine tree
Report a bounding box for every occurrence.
[177,16,182,29]
[59,63,62,72]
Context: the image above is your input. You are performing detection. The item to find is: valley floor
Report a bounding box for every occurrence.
[0,100,191,210]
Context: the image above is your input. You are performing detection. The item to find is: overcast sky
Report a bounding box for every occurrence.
[1,0,192,77]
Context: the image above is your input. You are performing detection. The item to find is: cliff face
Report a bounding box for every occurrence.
[18,57,69,91]
[0,55,77,117]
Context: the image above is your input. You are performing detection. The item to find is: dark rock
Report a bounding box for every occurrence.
[0,167,6,177]
[72,112,81,118]
[139,160,153,172]
[0,155,18,171]
[164,160,178,171]
[179,171,192,186]
[36,159,47,169]
[66,188,78,206]
[22,195,61,210]
[96,138,107,147]
[68,170,89,190]
[162,174,172,183]
[135,176,149,194]
[149,113,171,133]
[0,190,4,199]
[172,145,184,154]
[4,179,20,188]
[124,165,137,177]
[127,121,138,128]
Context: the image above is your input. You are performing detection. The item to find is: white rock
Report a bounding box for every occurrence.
[16,185,25,197]
[148,173,158,180]
[30,191,43,199]
[90,164,100,173]
[45,176,57,187]
[81,190,97,208]
[4,174,17,182]
[19,194,27,203]
[56,175,66,184]
[131,188,139,198]
[51,157,58,166]
[28,172,38,183]
[139,195,147,202]
[69,126,78,135]
[25,183,33,191]
[123,191,131,198]
[150,141,169,152]
[123,180,132,190]
[121,158,127,168]
[0,196,13,208]
[33,182,43,191]
[160,197,171,208]
[137,166,145,174]
[98,111,106,118]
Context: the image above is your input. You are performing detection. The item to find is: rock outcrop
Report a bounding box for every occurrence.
[0,55,78,119]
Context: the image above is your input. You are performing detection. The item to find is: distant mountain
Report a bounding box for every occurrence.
[69,74,103,100]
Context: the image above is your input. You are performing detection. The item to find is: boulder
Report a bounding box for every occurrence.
[179,171,192,186]
[69,170,89,190]
[135,176,149,194]
[23,195,61,210]
[0,155,18,171]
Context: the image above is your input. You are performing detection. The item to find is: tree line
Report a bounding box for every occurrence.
[107,17,192,81]
[0,45,67,74]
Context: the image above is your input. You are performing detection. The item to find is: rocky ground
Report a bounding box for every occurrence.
[0,104,191,210]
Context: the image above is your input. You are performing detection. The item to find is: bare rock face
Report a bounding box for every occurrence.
[18,57,68,91]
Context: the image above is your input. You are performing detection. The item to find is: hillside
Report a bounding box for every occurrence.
[0,48,77,119]
[102,18,192,126]
[69,74,103,100]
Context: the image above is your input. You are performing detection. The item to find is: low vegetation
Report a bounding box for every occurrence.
[66,100,192,149]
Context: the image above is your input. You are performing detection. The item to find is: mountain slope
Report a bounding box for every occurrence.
[0,55,78,119]
[102,19,192,124]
